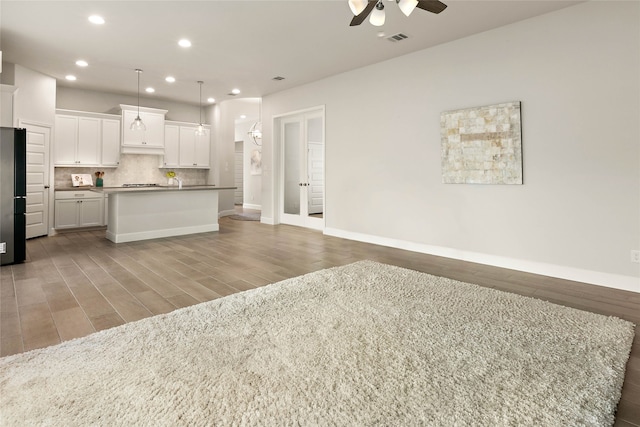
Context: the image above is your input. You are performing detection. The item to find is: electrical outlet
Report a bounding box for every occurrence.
[631,250,640,263]
[0,242,6,254]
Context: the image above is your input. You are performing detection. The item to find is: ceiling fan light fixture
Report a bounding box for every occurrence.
[397,0,418,16]
[130,69,146,131]
[348,0,368,15]
[369,2,385,26]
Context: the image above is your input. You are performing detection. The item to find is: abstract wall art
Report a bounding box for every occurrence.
[250,149,262,175]
[440,101,522,185]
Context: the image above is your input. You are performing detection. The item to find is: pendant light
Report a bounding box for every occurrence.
[369,1,385,26]
[195,81,207,136]
[130,69,146,131]
[248,98,262,146]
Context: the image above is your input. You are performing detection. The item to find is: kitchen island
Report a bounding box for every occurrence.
[92,185,235,243]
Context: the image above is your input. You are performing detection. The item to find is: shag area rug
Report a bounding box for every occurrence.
[0,261,634,426]
[228,212,260,221]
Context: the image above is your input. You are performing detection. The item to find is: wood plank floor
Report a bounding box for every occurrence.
[1,213,638,426]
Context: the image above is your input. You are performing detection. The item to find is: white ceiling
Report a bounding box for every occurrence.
[1,0,582,106]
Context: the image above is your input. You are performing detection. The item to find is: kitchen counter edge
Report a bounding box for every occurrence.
[87,185,236,194]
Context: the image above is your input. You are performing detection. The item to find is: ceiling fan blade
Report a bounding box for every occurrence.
[416,0,447,14]
[350,0,378,26]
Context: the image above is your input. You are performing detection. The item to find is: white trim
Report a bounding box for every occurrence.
[19,119,53,238]
[242,203,262,210]
[260,216,275,225]
[107,224,219,243]
[272,105,326,120]
[324,227,640,294]
[275,106,326,231]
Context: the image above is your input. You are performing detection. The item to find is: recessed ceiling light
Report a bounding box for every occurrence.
[75,60,88,67]
[207,97,215,103]
[65,75,77,81]
[178,39,191,48]
[165,76,176,83]
[88,15,105,25]
[145,87,155,93]
[231,88,240,95]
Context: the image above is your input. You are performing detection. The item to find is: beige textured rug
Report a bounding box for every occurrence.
[0,261,634,426]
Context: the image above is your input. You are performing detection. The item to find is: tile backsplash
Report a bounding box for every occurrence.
[55,154,209,188]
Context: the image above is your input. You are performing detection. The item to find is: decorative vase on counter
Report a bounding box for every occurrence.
[96,178,103,187]
[167,178,174,186]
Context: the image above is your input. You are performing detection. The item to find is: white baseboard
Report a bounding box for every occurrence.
[107,224,219,244]
[324,227,639,294]
[242,203,262,210]
[260,216,275,225]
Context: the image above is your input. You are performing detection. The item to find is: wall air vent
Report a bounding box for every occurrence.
[386,33,409,43]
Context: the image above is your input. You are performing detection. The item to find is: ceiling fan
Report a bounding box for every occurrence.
[349,0,447,27]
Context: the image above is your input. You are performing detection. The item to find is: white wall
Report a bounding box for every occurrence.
[57,86,200,123]
[235,118,262,209]
[12,64,56,126]
[262,1,640,291]
[215,98,260,215]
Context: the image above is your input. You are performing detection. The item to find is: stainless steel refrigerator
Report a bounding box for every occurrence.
[0,127,27,266]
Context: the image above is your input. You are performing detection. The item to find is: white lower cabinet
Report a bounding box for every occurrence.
[54,191,104,229]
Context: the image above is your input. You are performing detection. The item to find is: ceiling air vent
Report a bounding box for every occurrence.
[386,33,409,43]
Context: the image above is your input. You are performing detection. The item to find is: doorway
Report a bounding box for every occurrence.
[234,141,244,205]
[19,120,50,239]
[277,107,324,230]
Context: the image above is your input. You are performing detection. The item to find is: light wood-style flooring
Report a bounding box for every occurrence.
[1,213,638,425]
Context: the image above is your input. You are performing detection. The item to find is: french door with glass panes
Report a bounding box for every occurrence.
[280,109,324,230]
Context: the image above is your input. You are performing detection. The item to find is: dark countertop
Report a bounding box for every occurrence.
[89,185,235,194]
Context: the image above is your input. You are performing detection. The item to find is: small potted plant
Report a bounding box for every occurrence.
[95,171,104,187]
[166,171,176,185]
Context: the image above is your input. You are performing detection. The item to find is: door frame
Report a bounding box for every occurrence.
[19,119,53,238]
[273,105,325,230]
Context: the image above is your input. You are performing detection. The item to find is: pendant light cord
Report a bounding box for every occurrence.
[198,81,203,124]
[136,69,142,118]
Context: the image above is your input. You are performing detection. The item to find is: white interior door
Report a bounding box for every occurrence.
[280,109,324,230]
[20,121,51,238]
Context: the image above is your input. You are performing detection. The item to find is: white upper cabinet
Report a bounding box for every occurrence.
[55,114,100,166]
[120,105,167,155]
[162,121,210,169]
[101,119,121,166]
[55,110,121,167]
[163,124,180,168]
[1,84,17,127]
[77,117,101,164]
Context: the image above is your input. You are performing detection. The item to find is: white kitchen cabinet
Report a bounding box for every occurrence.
[1,84,17,127]
[101,118,121,166]
[54,191,104,229]
[55,115,101,166]
[162,124,180,167]
[179,126,210,168]
[120,105,167,155]
[162,121,210,168]
[55,110,121,167]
